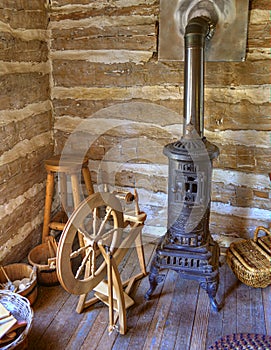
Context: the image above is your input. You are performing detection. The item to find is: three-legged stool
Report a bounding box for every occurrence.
[42,155,94,243]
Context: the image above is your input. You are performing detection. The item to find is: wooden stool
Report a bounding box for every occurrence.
[42,155,94,243]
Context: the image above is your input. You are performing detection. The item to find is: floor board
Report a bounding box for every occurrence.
[263,286,271,335]
[27,240,271,350]
[142,269,178,350]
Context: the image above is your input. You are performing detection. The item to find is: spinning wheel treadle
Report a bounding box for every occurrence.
[56,191,147,334]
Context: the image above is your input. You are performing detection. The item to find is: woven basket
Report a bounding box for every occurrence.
[28,243,59,286]
[227,226,271,288]
[0,290,33,350]
[0,263,37,305]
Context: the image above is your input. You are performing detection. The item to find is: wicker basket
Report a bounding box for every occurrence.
[28,243,59,286]
[0,290,33,350]
[0,263,37,306]
[227,226,271,288]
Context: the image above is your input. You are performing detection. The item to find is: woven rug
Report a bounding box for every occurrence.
[208,333,271,350]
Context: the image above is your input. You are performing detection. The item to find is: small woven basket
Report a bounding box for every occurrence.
[0,290,33,350]
[227,226,271,288]
[28,243,59,286]
[0,263,37,305]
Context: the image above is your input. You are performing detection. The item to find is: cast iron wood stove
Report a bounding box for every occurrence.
[145,16,221,311]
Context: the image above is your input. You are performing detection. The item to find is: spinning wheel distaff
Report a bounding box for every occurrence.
[56,190,147,334]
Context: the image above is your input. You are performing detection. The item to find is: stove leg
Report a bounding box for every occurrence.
[200,277,221,312]
[144,256,164,300]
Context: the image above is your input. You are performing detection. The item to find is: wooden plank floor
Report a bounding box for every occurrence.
[27,239,271,350]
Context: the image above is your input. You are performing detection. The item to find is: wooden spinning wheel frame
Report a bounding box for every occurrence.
[56,191,147,334]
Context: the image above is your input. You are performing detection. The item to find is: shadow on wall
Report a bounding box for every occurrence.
[58,102,183,235]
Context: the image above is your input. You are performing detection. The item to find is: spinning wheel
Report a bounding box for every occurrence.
[56,192,123,295]
[56,191,147,334]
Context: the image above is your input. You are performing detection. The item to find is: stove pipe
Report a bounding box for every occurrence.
[183,16,214,137]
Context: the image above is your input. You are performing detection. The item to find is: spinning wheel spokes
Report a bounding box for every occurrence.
[56,192,124,295]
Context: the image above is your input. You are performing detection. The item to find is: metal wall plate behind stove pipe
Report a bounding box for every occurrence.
[159,0,249,62]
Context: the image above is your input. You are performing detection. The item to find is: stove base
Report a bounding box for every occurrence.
[145,236,221,312]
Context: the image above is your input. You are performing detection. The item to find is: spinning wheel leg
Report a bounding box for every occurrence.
[111,257,127,335]
[135,231,147,276]
[76,258,91,314]
[100,246,127,334]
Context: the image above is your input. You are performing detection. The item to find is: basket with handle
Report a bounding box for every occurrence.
[28,241,59,286]
[0,290,33,350]
[227,226,271,288]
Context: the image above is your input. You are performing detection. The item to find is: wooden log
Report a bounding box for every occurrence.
[0,73,50,110]
[49,2,158,21]
[0,146,52,206]
[0,35,48,62]
[0,111,51,154]
[51,25,156,51]
[0,6,48,29]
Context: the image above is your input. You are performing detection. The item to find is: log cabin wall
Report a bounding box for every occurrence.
[0,0,270,264]
[0,0,53,263]
[50,0,270,238]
